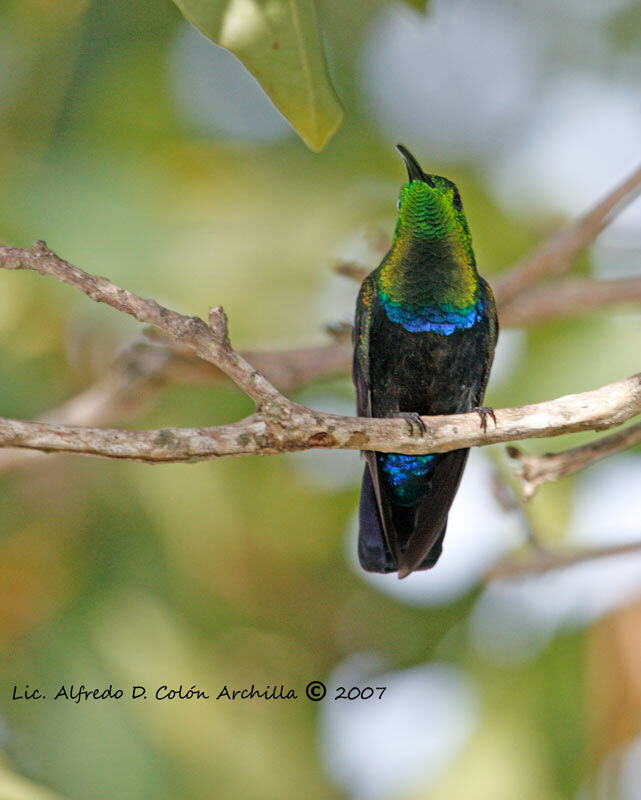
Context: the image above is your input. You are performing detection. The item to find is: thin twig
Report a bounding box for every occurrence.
[507,421,641,500]
[487,539,641,580]
[333,260,369,282]
[141,329,351,392]
[500,276,641,328]
[492,162,641,306]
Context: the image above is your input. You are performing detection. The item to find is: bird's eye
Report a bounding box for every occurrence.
[452,188,463,211]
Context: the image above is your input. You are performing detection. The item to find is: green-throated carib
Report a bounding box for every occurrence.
[353,145,498,578]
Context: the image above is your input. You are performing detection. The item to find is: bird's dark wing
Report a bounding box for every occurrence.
[353,276,400,564]
[352,274,376,418]
[357,461,396,571]
[396,448,469,577]
[477,278,499,401]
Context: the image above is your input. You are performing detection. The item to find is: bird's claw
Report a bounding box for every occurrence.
[397,411,426,437]
[474,405,496,434]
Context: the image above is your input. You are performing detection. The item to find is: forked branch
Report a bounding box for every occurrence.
[2,160,641,474]
[1,241,641,464]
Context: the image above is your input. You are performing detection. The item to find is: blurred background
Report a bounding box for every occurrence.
[1,0,641,797]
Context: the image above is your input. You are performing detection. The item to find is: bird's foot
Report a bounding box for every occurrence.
[397,411,426,437]
[474,405,496,434]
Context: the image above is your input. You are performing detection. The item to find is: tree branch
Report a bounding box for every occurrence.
[120,328,352,395]
[507,420,641,500]
[0,335,352,474]
[2,240,641,464]
[487,539,641,580]
[3,140,641,483]
[0,241,283,409]
[5,262,638,473]
[0,369,640,461]
[492,162,641,306]
[499,276,641,328]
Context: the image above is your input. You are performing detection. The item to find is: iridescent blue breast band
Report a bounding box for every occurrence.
[380,293,483,335]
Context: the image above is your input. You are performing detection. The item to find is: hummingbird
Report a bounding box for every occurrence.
[353,145,498,578]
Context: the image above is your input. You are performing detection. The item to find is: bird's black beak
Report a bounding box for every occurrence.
[396,144,428,183]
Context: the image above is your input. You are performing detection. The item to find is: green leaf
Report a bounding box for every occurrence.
[172,0,343,151]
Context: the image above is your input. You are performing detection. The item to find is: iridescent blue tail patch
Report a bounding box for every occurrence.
[378,453,437,506]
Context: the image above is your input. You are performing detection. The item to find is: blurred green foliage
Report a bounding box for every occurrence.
[1,1,641,799]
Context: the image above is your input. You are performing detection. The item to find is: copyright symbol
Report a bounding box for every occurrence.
[305,680,326,701]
